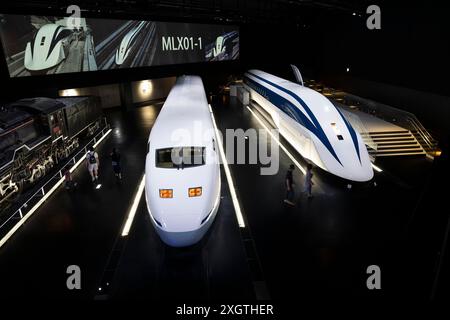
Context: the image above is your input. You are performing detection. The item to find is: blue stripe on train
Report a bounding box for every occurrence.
[247,71,361,164]
[244,73,342,166]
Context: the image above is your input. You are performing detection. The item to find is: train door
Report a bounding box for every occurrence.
[48,110,66,139]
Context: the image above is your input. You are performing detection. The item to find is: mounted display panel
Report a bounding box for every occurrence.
[0,14,239,77]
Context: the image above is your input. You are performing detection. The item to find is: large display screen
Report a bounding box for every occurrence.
[0,14,239,77]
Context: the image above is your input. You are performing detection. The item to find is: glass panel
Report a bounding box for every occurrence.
[155,147,205,168]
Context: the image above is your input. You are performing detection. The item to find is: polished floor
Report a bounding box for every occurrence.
[0,96,447,301]
[211,95,448,301]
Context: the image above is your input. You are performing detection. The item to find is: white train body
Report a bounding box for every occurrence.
[24,24,73,71]
[145,75,221,247]
[244,69,373,182]
[115,21,146,65]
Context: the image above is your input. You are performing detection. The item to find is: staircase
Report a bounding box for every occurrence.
[360,130,426,157]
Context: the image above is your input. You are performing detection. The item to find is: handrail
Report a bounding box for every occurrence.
[0,121,110,239]
[333,91,439,156]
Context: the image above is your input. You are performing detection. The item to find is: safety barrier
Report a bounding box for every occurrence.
[0,123,112,248]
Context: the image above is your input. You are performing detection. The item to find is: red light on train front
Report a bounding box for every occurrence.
[188,187,202,197]
[159,189,173,198]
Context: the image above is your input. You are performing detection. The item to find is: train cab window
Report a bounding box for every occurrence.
[156,147,205,169]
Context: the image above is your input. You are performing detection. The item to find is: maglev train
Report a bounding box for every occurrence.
[244,69,374,182]
[115,21,146,65]
[145,75,221,247]
[212,36,225,57]
[24,24,73,71]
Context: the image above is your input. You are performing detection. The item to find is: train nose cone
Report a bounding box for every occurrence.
[343,165,374,182]
[161,211,200,233]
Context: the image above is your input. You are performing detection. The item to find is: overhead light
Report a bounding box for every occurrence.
[139,80,153,96]
[60,89,79,96]
[95,184,102,189]
[346,67,350,72]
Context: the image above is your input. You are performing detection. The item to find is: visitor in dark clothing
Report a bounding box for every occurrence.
[64,166,77,190]
[284,164,295,206]
[110,148,122,179]
[304,163,314,199]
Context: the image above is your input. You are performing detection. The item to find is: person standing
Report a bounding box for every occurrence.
[86,147,99,182]
[284,164,295,206]
[64,166,77,190]
[304,163,314,199]
[110,148,122,179]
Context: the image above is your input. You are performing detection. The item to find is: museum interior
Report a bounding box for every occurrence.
[0,0,448,312]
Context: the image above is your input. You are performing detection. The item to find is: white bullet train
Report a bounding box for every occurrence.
[115,21,146,65]
[24,24,73,71]
[244,69,373,182]
[145,75,221,247]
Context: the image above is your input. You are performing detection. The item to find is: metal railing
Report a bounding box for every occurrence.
[0,122,111,247]
[321,88,440,157]
[306,77,442,157]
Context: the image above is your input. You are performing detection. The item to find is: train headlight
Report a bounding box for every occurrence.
[188,187,202,197]
[159,189,173,198]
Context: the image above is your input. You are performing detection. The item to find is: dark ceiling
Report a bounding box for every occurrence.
[0,0,373,24]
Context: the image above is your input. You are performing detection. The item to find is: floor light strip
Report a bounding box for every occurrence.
[247,106,307,175]
[93,129,112,148]
[371,163,383,173]
[0,177,65,248]
[121,174,145,236]
[209,105,246,228]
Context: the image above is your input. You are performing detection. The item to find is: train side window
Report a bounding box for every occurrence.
[337,135,344,141]
[40,36,46,45]
[212,138,216,151]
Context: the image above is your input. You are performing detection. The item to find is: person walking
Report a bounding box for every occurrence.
[110,148,122,179]
[64,166,77,190]
[86,147,99,182]
[284,164,295,206]
[304,163,314,199]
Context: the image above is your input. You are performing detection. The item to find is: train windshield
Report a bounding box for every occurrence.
[156,147,205,169]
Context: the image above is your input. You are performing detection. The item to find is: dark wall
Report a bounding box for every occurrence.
[313,2,450,96]
[324,75,450,143]
[238,2,450,97]
[1,2,448,96]
[0,2,448,137]
[237,2,450,140]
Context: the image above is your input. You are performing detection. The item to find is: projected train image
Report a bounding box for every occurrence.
[205,30,239,61]
[244,69,374,182]
[0,14,239,77]
[115,21,147,66]
[24,23,75,71]
[144,75,221,247]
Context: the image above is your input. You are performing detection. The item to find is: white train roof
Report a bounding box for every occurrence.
[149,75,212,148]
